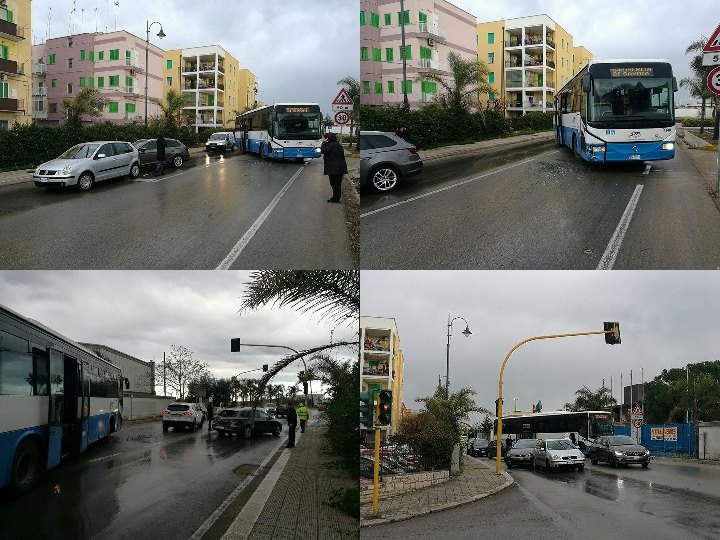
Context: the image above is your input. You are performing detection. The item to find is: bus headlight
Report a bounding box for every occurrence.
[314,147,321,153]
[662,142,674,151]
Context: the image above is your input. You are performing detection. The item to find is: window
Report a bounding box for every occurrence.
[97,76,104,88]
[374,82,383,94]
[108,101,119,113]
[79,77,86,87]
[166,76,172,86]
[51,79,57,88]
[386,48,394,62]
[0,44,7,59]
[98,51,104,61]
[489,92,495,101]
[401,45,412,60]
[397,10,409,25]
[419,12,427,24]
[488,33,494,44]
[49,54,56,65]
[88,78,94,88]
[421,81,437,93]
[0,82,7,98]
[89,51,94,62]
[80,50,86,61]
[125,75,133,88]
[0,350,33,395]
[387,80,395,93]
[362,81,371,94]
[67,83,73,94]
[67,58,73,68]
[384,13,391,26]
[49,103,57,113]
[489,72,495,84]
[420,46,432,60]
[488,52,494,64]
[109,75,120,87]
[372,48,381,62]
[360,11,366,25]
[370,12,380,27]
[125,103,136,113]
[360,47,368,61]
[402,80,413,94]
[109,49,120,61]
[166,59,173,69]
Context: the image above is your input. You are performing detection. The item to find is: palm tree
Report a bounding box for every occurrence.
[564,385,616,411]
[285,384,299,401]
[416,51,495,113]
[681,37,717,136]
[155,89,194,128]
[62,88,108,126]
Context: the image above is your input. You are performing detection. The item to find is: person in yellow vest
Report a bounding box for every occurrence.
[297,403,310,433]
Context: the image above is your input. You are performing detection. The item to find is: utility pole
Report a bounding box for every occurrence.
[400,0,408,109]
[163,351,166,396]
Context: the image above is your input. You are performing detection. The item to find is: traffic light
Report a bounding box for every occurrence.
[495,397,503,418]
[303,381,309,395]
[262,364,268,372]
[604,322,621,345]
[360,391,374,428]
[230,338,240,352]
[378,390,392,426]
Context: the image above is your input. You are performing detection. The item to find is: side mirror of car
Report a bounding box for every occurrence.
[96,153,106,159]
[139,148,146,153]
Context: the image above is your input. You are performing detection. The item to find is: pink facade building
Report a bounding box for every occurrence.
[32,30,163,124]
[360,0,476,108]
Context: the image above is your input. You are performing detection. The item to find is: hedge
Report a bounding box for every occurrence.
[676,116,715,128]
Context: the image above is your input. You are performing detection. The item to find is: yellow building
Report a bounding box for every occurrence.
[0,0,31,129]
[360,316,404,440]
[163,45,257,133]
[477,14,593,117]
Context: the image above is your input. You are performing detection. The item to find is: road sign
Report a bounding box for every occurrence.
[633,418,642,428]
[334,111,350,125]
[702,52,720,66]
[332,88,354,106]
[708,66,720,96]
[632,404,643,415]
[703,24,720,53]
[332,103,353,112]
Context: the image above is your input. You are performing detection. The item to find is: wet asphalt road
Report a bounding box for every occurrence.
[363,458,720,539]
[0,420,286,540]
[0,153,352,269]
[360,143,720,269]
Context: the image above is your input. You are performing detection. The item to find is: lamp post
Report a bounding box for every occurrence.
[446,314,472,399]
[145,20,165,128]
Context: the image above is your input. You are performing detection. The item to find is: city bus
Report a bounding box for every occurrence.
[554,60,677,162]
[0,304,126,494]
[234,103,323,161]
[498,410,614,445]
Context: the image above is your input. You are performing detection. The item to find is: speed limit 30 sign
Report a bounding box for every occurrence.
[708,65,720,96]
[334,111,350,125]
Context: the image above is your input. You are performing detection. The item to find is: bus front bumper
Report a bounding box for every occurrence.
[270,146,322,160]
[588,141,675,162]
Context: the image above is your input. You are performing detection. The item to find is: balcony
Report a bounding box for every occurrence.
[505,59,523,68]
[124,58,144,71]
[418,21,446,43]
[32,63,47,75]
[0,57,23,76]
[123,86,139,95]
[362,364,390,377]
[524,35,544,47]
[32,87,47,96]
[0,97,24,112]
[417,58,443,72]
[0,19,24,41]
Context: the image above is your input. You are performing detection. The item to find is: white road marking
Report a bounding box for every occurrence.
[642,164,651,175]
[216,165,306,269]
[360,158,536,219]
[596,184,644,270]
[87,452,122,463]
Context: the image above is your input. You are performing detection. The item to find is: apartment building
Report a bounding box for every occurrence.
[164,45,257,132]
[32,30,163,124]
[0,0,31,129]
[360,0,476,108]
[360,316,404,439]
[477,14,594,117]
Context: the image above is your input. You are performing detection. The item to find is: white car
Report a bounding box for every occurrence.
[205,132,236,152]
[162,402,205,432]
[532,438,585,471]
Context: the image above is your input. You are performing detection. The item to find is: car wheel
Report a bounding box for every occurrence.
[77,172,94,191]
[11,439,41,495]
[162,423,168,432]
[610,456,618,468]
[577,464,584,472]
[642,462,649,469]
[272,425,281,437]
[191,420,197,432]
[546,459,551,472]
[243,426,253,439]
[590,455,598,465]
[369,166,400,192]
[173,154,184,168]
[129,162,141,179]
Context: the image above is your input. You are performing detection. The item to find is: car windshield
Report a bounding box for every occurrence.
[132,140,149,147]
[167,404,190,411]
[218,409,239,418]
[608,436,637,446]
[209,133,228,140]
[547,440,576,450]
[59,143,101,159]
[513,440,537,449]
[475,440,489,447]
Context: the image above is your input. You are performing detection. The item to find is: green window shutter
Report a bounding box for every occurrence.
[489,92,495,101]
[0,82,7,98]
[375,82,382,94]
[89,50,94,62]
[362,81,370,94]
[489,72,495,84]
[109,102,119,113]
[402,80,413,94]
[125,103,136,113]
[48,54,55,65]
[360,47,368,61]
[386,48,394,62]
[420,46,432,60]
[80,50,86,61]
[166,76,172,86]
[488,33,494,44]
[51,79,57,88]
[79,77,86,87]
[371,13,379,27]
[208,95,214,106]
[166,59,173,69]
[1,45,8,59]
[360,11,366,25]
[403,11,410,24]
[125,50,130,59]
[98,51,104,61]
[97,77,104,88]
[372,48,381,62]
[110,49,119,60]
[384,13,391,26]
[6,10,13,23]
[387,80,395,93]
[126,75,133,86]
[88,78,94,88]
[419,12,427,23]
[109,75,119,87]
[401,45,412,60]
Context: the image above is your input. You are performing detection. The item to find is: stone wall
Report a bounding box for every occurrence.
[360,470,449,504]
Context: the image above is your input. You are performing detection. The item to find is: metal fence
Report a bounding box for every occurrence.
[614,423,695,457]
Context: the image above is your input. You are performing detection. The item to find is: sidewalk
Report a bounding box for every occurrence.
[360,455,512,528]
[418,131,556,162]
[222,416,358,540]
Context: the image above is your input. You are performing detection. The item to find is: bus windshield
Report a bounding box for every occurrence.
[590,413,614,437]
[589,77,674,123]
[274,112,321,140]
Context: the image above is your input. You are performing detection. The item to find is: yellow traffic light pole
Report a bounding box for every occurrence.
[495,326,620,474]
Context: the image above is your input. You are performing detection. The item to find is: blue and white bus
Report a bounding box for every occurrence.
[554,60,678,162]
[234,103,323,161]
[0,304,126,494]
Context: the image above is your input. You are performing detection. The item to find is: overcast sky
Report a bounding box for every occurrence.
[361,271,720,425]
[31,0,358,115]
[444,0,715,103]
[0,271,356,395]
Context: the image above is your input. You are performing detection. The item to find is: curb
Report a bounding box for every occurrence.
[420,132,556,162]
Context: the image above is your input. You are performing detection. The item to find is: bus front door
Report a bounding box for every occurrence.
[61,356,83,456]
[47,349,64,469]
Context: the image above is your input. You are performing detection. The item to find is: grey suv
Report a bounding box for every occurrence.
[360,131,423,192]
[134,138,190,168]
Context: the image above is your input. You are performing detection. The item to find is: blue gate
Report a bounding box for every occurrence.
[642,423,694,456]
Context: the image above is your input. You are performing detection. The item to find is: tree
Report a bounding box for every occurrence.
[416,52,494,114]
[158,344,210,401]
[62,88,108,126]
[681,37,717,137]
[154,88,194,128]
[416,384,488,431]
[643,361,720,423]
[479,414,494,440]
[564,385,616,411]
[669,372,720,458]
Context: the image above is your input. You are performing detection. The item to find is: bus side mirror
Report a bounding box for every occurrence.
[672,77,678,92]
[124,378,130,390]
[581,73,591,93]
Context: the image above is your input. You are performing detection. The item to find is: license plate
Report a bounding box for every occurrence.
[629,155,641,160]
[632,456,640,460]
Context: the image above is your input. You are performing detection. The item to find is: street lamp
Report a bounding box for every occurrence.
[446,314,472,399]
[145,20,165,128]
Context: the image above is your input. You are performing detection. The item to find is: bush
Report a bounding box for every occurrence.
[510,111,553,132]
[677,116,714,128]
[390,412,456,470]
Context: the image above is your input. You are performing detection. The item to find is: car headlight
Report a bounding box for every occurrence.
[614,450,623,456]
[662,142,674,151]
[551,454,559,459]
[61,165,73,175]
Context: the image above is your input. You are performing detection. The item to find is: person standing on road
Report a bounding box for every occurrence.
[320,132,347,203]
[297,403,309,433]
[286,402,298,448]
[505,435,513,451]
[155,135,166,176]
[395,124,411,142]
[207,400,214,433]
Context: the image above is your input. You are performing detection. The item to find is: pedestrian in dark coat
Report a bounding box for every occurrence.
[286,403,298,448]
[155,135,166,176]
[395,124,411,142]
[207,401,214,432]
[320,132,348,203]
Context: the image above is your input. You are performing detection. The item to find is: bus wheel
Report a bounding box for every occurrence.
[11,439,41,495]
[259,144,265,160]
[572,135,581,159]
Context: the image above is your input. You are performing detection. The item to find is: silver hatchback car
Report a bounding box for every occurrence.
[33,141,141,191]
[360,131,423,192]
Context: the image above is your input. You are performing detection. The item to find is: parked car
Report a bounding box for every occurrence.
[468,438,490,457]
[162,402,205,432]
[33,141,140,191]
[505,439,538,468]
[590,435,650,468]
[133,138,190,168]
[264,403,278,416]
[195,403,207,422]
[213,407,282,439]
[205,132,236,152]
[274,405,289,418]
[532,438,585,472]
[359,131,423,192]
[487,440,506,459]
[360,456,412,479]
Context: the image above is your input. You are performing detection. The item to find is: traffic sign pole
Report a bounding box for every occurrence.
[707,65,720,194]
